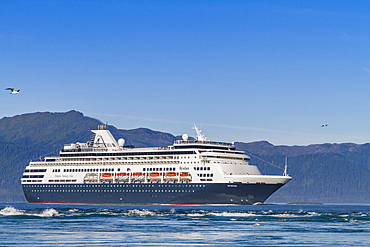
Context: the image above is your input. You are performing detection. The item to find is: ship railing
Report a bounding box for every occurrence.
[174,140,233,147]
[61,146,173,153]
[61,148,110,153]
[31,156,59,162]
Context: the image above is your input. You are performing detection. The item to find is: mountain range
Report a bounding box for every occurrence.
[0,110,369,203]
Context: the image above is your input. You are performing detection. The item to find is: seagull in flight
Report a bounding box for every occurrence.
[321,124,328,127]
[5,88,20,94]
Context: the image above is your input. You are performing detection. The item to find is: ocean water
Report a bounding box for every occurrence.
[0,203,369,246]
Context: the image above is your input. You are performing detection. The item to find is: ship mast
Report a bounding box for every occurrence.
[193,124,208,141]
[283,156,289,176]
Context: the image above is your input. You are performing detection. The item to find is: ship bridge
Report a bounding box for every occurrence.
[174,125,236,151]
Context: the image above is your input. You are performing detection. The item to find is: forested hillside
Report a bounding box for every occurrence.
[0,111,369,203]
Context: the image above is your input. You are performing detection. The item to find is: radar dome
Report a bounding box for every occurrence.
[182,133,189,141]
[118,138,125,147]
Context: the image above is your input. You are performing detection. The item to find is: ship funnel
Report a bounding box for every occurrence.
[98,124,108,130]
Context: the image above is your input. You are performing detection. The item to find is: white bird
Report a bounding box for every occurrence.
[5,88,20,94]
[321,124,328,127]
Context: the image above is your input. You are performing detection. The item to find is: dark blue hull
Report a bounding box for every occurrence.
[22,183,285,205]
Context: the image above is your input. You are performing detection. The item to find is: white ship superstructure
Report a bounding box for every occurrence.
[22,125,291,205]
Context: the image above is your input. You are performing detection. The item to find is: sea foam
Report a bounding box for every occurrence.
[0,206,25,216]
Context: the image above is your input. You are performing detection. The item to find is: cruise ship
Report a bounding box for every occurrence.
[21,125,291,205]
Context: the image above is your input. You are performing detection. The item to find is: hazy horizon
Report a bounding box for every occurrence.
[3,109,370,147]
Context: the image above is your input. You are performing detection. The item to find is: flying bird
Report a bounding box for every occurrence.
[5,88,20,94]
[321,124,328,127]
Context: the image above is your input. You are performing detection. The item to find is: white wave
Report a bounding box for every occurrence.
[35,208,59,217]
[127,209,157,217]
[268,212,307,218]
[0,206,25,216]
[208,212,259,217]
[261,210,273,214]
[0,207,59,217]
[339,214,349,217]
[185,210,322,218]
[186,213,206,217]
[186,211,261,217]
[349,219,370,223]
[307,211,322,216]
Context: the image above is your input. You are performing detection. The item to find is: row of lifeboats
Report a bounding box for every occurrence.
[102,173,141,177]
[101,172,191,179]
[149,173,191,177]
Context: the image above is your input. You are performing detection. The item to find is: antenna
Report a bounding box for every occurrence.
[193,124,207,141]
[283,156,288,176]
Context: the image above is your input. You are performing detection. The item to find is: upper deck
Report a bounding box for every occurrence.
[59,124,239,156]
[174,139,236,151]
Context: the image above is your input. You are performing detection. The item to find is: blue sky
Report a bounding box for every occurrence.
[1,1,370,145]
